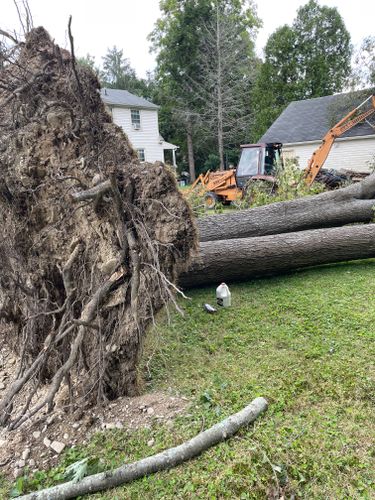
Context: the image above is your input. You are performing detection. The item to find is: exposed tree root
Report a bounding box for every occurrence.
[0,27,197,428]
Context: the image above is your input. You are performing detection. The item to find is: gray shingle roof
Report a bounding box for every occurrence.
[100,88,159,110]
[259,90,375,144]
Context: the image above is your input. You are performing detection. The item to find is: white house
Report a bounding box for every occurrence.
[259,91,375,173]
[100,88,178,166]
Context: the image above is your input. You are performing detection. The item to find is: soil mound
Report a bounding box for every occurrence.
[0,27,196,429]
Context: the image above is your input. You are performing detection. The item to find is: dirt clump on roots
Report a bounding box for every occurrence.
[0,27,197,430]
[0,342,189,479]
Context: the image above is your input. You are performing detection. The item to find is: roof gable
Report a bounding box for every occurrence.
[259,90,375,144]
[100,88,159,110]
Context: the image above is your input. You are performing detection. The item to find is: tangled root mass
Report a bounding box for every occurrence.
[0,27,197,429]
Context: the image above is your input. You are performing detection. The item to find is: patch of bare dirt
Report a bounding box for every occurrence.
[0,344,189,479]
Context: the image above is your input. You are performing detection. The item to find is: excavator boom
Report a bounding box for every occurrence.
[305,94,375,185]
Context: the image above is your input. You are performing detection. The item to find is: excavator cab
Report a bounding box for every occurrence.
[236,143,282,189]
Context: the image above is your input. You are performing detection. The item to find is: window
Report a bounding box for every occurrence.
[264,147,276,175]
[237,147,260,176]
[131,109,141,130]
[137,149,145,162]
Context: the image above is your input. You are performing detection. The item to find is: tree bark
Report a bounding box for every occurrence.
[198,173,375,242]
[180,224,375,288]
[186,119,196,182]
[216,3,225,171]
[20,397,268,500]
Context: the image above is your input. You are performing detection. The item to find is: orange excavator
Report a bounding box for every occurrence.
[189,93,375,208]
[305,93,375,185]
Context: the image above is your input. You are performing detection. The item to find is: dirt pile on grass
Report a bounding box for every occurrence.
[0,27,197,429]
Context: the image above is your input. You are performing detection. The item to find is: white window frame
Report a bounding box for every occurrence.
[137,148,145,162]
[131,109,141,130]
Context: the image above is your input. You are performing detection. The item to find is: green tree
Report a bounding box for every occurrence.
[293,0,351,97]
[150,0,213,181]
[101,46,150,97]
[150,0,260,179]
[252,0,351,140]
[250,25,299,141]
[77,53,96,71]
[349,36,375,89]
[77,53,101,78]
[188,1,260,169]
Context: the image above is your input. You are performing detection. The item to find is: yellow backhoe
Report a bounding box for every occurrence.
[189,142,282,208]
[188,93,375,208]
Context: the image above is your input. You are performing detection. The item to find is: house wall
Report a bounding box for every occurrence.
[283,136,375,173]
[111,107,165,163]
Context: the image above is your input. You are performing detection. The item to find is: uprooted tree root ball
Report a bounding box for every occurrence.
[0,27,197,429]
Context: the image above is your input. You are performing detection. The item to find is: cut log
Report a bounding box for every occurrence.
[20,397,268,500]
[180,224,375,288]
[198,173,375,242]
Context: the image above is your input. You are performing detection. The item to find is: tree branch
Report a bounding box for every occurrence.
[20,397,268,499]
[0,28,18,44]
[67,16,84,101]
[70,179,111,202]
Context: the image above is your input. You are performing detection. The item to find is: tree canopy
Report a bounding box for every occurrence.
[150,0,260,177]
[293,0,351,97]
[349,36,375,90]
[251,0,352,141]
[74,1,360,178]
[100,46,153,98]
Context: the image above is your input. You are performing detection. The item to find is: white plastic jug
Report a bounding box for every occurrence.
[216,283,231,307]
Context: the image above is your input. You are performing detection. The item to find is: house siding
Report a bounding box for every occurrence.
[283,136,375,173]
[111,107,165,163]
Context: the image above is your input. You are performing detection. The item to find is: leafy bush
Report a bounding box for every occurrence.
[186,188,226,217]
[184,158,326,215]
[203,154,221,172]
[239,158,325,208]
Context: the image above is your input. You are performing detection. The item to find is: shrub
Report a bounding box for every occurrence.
[184,158,327,215]
[239,158,326,208]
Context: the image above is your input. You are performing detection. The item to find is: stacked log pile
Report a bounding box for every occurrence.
[181,175,375,287]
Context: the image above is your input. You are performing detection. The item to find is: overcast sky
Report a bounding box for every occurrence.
[2,0,374,77]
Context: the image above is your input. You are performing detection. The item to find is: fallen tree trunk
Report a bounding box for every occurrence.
[198,174,375,242]
[180,224,375,288]
[20,397,268,500]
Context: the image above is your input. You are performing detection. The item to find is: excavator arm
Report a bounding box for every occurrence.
[187,169,236,194]
[189,171,211,192]
[305,94,375,185]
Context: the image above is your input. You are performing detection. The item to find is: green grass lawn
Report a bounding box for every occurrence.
[4,260,375,499]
